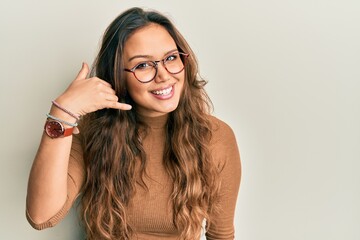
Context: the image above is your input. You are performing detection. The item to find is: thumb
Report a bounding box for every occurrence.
[75,62,89,80]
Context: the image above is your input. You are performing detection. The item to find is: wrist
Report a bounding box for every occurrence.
[54,96,83,117]
[49,105,77,127]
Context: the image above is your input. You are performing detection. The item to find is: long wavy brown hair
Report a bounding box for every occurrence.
[79,7,221,240]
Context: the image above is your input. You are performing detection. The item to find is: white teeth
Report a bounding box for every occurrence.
[152,86,172,95]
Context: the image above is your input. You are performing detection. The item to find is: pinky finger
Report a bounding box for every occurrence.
[107,101,132,111]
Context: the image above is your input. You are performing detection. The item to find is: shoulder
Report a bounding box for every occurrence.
[207,115,239,156]
[207,115,237,144]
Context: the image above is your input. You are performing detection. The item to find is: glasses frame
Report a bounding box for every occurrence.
[124,52,189,83]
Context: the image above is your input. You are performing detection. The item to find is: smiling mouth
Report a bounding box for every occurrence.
[151,86,173,96]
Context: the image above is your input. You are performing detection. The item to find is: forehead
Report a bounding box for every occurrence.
[123,24,177,58]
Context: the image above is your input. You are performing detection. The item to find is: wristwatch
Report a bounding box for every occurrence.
[44,119,74,138]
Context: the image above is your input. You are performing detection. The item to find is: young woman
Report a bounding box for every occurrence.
[26,7,241,240]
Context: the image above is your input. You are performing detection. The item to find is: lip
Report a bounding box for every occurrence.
[150,84,175,100]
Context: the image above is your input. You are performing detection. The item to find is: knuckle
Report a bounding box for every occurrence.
[112,101,119,108]
[96,91,105,99]
[95,82,103,88]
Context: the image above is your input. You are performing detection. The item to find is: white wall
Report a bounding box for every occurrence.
[0,0,359,239]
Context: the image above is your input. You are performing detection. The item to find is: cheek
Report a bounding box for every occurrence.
[178,74,186,93]
[126,79,145,101]
[178,74,189,102]
[128,86,144,101]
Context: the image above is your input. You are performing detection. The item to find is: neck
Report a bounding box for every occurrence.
[138,113,169,129]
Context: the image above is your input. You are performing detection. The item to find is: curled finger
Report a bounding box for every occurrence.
[105,93,119,102]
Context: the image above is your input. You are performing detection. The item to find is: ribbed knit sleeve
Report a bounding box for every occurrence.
[26,135,85,230]
[206,117,241,240]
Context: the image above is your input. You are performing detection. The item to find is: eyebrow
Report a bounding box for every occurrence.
[127,48,179,62]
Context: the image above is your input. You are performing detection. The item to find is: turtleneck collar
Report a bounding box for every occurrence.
[138,113,169,129]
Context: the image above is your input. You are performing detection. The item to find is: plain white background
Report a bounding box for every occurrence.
[0,0,359,239]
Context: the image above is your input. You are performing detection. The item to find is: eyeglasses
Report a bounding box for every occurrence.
[124,52,189,83]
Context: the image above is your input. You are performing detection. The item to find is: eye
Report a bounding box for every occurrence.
[165,53,178,62]
[135,61,153,70]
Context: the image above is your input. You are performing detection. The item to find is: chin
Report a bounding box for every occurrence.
[166,101,180,112]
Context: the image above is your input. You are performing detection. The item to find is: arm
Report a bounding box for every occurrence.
[26,132,85,229]
[26,63,132,228]
[206,119,241,239]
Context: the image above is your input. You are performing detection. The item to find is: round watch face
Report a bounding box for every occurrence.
[45,120,64,138]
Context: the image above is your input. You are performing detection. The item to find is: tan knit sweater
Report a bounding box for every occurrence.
[27,114,241,239]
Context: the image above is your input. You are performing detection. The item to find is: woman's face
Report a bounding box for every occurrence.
[123,24,185,117]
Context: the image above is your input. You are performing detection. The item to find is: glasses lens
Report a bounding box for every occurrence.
[164,53,185,74]
[134,62,157,83]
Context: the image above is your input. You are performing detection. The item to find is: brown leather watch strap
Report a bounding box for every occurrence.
[63,127,74,137]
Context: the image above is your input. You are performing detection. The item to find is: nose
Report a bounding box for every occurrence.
[154,61,171,83]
